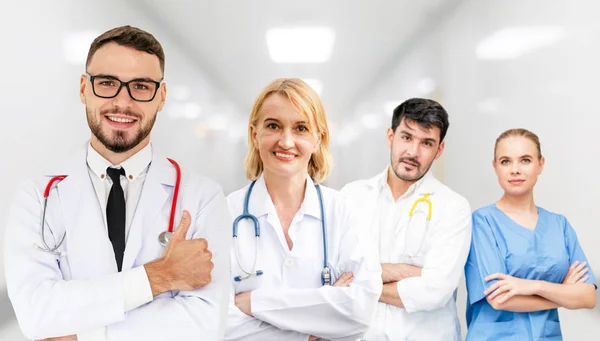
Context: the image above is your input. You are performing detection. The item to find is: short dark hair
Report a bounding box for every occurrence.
[391,98,449,142]
[86,25,165,75]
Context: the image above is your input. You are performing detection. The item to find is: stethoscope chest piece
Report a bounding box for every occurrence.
[158,231,173,247]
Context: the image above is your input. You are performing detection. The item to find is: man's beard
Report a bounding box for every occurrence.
[87,106,156,153]
[390,155,434,182]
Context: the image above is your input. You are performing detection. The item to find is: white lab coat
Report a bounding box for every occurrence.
[341,169,472,341]
[3,143,231,341]
[224,175,382,341]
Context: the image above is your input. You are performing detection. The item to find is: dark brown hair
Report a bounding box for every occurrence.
[391,98,450,142]
[86,25,165,75]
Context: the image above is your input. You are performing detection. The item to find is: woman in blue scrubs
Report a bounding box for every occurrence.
[465,128,597,341]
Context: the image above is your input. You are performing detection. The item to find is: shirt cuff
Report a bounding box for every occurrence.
[78,327,107,341]
[396,279,418,313]
[124,266,154,312]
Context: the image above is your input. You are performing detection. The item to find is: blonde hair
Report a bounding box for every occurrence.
[494,128,542,160]
[244,78,333,183]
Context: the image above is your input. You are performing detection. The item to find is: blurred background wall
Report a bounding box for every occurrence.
[1,0,598,339]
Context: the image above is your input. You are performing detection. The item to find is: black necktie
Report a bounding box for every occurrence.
[106,167,126,272]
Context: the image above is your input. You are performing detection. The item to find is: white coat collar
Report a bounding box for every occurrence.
[247,173,322,221]
[86,142,152,183]
[45,141,176,187]
[43,141,177,273]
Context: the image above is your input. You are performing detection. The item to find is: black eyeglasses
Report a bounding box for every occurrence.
[86,73,163,102]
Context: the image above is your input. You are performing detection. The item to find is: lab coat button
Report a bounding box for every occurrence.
[284,258,294,267]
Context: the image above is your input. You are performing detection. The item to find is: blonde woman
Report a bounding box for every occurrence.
[224,79,382,341]
[465,128,597,341]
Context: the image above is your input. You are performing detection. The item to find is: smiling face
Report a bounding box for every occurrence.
[493,136,545,197]
[250,94,319,181]
[387,118,445,183]
[80,42,166,153]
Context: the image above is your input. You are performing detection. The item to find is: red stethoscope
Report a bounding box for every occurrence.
[37,158,181,256]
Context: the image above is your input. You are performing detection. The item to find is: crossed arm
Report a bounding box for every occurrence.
[380,262,596,314]
[378,202,473,312]
[379,263,422,308]
[483,261,596,312]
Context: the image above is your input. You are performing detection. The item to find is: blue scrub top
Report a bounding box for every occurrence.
[464,204,596,341]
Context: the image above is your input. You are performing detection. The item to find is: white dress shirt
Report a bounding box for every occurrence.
[342,168,472,341]
[87,143,151,241]
[224,174,382,341]
[78,144,154,341]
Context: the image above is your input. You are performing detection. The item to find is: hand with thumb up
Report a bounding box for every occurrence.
[145,210,214,296]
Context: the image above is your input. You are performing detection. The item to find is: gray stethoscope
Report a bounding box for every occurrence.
[233,180,331,286]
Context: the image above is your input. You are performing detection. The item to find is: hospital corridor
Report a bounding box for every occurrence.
[0,0,599,340]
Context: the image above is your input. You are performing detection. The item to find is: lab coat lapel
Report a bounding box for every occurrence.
[353,170,385,257]
[249,175,293,253]
[121,153,173,270]
[414,172,438,197]
[246,175,269,219]
[56,144,117,278]
[364,169,386,231]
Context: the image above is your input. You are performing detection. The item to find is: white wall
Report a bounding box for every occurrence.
[341,0,600,339]
[0,1,244,338]
[2,0,599,339]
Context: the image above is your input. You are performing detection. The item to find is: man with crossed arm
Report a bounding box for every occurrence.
[342,98,472,341]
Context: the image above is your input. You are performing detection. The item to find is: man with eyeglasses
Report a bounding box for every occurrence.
[4,26,230,341]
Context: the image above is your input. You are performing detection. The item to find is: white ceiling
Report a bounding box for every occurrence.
[137,0,460,118]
